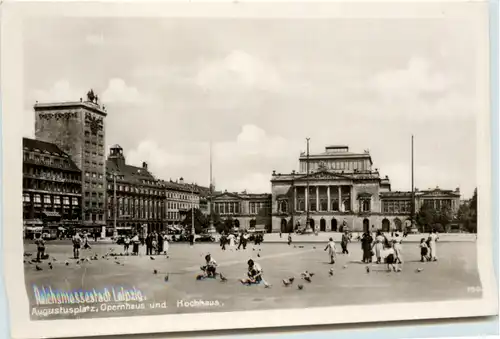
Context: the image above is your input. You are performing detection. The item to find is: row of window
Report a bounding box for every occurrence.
[84,140,104,148]
[167,212,181,220]
[84,182,104,189]
[84,213,104,221]
[84,131,104,139]
[23,152,71,167]
[84,150,104,158]
[85,172,104,179]
[107,197,163,219]
[300,160,369,172]
[24,180,81,194]
[295,199,352,212]
[382,200,412,214]
[23,193,79,205]
[84,160,104,168]
[422,199,453,209]
[24,168,80,181]
[214,202,241,215]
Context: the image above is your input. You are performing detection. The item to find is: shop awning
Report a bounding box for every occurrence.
[24,219,43,225]
[116,226,132,230]
[43,211,61,218]
[24,226,43,232]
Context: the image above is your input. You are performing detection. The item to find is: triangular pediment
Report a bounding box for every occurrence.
[298,170,351,181]
[213,192,243,200]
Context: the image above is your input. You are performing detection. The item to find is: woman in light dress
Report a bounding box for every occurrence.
[372,230,385,264]
[392,233,403,264]
[163,235,170,257]
[428,229,439,261]
[228,233,236,247]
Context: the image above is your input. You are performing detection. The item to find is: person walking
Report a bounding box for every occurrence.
[124,235,131,255]
[132,233,140,256]
[34,233,46,262]
[288,232,292,246]
[372,230,385,264]
[428,229,439,261]
[83,232,92,250]
[393,233,403,264]
[72,233,81,259]
[163,235,170,257]
[341,230,350,254]
[361,231,373,263]
[324,237,337,264]
[145,233,153,256]
[158,232,164,255]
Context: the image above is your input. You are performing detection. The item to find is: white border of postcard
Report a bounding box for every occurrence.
[1,1,498,338]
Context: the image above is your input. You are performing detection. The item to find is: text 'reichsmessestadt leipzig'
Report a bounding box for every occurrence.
[22,91,463,238]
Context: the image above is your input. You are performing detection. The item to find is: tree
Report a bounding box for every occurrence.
[256,206,272,230]
[182,208,209,234]
[416,203,436,232]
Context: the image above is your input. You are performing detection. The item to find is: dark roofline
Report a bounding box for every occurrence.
[34,101,107,117]
[23,137,80,172]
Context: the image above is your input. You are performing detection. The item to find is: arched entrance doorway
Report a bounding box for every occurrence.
[320,218,326,232]
[234,219,240,229]
[309,218,315,231]
[394,218,402,232]
[280,218,287,233]
[382,218,390,232]
[331,218,338,232]
[249,219,256,229]
[363,218,370,233]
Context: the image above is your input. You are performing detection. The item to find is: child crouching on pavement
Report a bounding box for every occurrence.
[384,242,399,272]
[198,254,218,279]
[240,259,269,287]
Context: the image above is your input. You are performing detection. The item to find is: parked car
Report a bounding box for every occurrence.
[195,234,215,242]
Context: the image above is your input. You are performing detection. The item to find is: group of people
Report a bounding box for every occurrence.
[144,232,170,256]
[198,254,265,285]
[358,229,440,268]
[219,231,263,251]
[71,232,93,259]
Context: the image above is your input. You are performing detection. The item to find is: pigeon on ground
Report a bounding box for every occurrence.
[23,260,26,264]
[220,273,228,282]
[253,248,255,251]
[35,265,43,271]
[257,254,260,258]
[396,267,402,272]
[282,279,292,286]
[76,260,80,265]
[153,269,158,274]
[329,268,334,276]
[343,265,348,269]
[164,275,169,282]
[264,282,271,288]
[313,247,316,249]
[48,263,53,270]
[416,268,423,273]
[65,261,69,266]
[309,273,315,277]
[304,276,312,283]
[115,261,121,265]
[150,256,155,260]
[52,257,57,262]
[366,266,370,273]
[298,284,304,290]
[289,277,295,283]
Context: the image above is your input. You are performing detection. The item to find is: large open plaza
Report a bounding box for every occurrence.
[24,237,481,320]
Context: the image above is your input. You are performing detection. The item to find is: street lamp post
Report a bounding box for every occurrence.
[306,137,310,231]
[113,172,118,238]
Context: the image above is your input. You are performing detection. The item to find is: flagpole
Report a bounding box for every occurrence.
[306,138,310,231]
[411,135,415,232]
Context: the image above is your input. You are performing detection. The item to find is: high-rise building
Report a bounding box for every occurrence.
[34,90,107,233]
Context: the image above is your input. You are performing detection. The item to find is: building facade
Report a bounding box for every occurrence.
[23,138,82,237]
[106,145,165,235]
[34,90,107,233]
[162,178,201,226]
[271,145,461,233]
[212,191,272,230]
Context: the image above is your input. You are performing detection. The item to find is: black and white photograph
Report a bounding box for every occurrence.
[1,1,497,338]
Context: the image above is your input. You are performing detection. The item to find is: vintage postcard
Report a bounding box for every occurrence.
[1,1,497,338]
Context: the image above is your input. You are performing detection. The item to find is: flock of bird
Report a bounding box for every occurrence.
[25,244,425,290]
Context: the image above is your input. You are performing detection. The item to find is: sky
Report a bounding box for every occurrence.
[22,17,480,198]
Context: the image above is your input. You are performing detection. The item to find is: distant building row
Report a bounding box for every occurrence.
[22,92,462,235]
